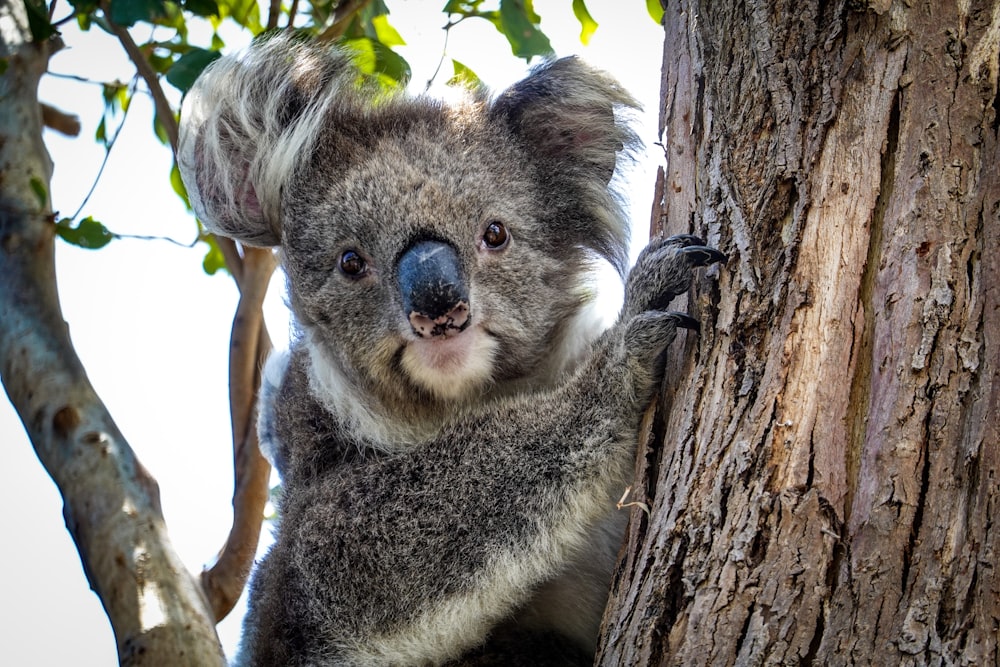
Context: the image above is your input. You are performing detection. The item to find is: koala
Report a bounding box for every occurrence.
[178,34,724,667]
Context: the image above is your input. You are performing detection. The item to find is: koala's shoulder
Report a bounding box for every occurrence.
[272,346,369,480]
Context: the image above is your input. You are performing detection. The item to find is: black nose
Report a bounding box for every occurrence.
[396,240,471,338]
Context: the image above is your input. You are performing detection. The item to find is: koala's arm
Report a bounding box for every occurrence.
[239,238,723,667]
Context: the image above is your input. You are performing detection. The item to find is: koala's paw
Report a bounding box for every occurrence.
[624,310,699,361]
[610,310,700,405]
[623,234,727,318]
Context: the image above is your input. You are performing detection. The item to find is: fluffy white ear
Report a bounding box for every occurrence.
[177,35,357,247]
[490,57,641,276]
[491,57,640,183]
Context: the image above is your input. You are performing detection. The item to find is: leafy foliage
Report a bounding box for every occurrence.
[448,58,482,89]
[108,0,168,27]
[444,0,553,59]
[571,0,597,45]
[646,0,665,23]
[165,47,222,92]
[34,0,649,273]
[55,217,115,249]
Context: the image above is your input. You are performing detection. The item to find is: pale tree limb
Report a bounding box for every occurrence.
[201,246,276,621]
[0,3,223,664]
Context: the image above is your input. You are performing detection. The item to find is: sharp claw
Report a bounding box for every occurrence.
[668,312,700,333]
[679,245,728,267]
[664,234,705,248]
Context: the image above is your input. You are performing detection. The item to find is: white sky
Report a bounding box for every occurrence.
[0,1,663,662]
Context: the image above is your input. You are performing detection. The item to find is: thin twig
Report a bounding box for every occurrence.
[68,76,137,222]
[425,19,456,92]
[45,70,103,84]
[112,231,199,247]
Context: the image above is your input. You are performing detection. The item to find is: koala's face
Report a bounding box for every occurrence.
[280,107,591,405]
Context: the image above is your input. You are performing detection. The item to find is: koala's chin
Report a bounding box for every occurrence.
[400,324,498,401]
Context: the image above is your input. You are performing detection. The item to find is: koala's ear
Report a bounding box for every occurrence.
[490,57,640,183]
[178,35,356,247]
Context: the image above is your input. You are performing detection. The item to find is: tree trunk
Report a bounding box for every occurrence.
[0,3,225,664]
[599,1,999,665]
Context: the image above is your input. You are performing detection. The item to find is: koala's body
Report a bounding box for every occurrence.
[179,35,723,666]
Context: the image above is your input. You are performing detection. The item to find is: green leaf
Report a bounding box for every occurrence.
[23,0,59,42]
[109,0,167,27]
[170,161,190,208]
[370,14,405,47]
[147,52,174,74]
[55,217,115,249]
[67,0,99,13]
[447,58,482,90]
[165,47,221,92]
[344,37,376,74]
[343,37,410,87]
[498,0,552,60]
[152,110,170,145]
[571,0,597,45]
[646,0,664,24]
[443,0,483,14]
[200,233,228,275]
[216,0,263,34]
[370,39,410,84]
[29,177,48,209]
[183,0,220,18]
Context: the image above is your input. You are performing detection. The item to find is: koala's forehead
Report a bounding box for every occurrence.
[285,108,531,247]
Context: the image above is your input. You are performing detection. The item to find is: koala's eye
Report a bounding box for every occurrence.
[339,250,367,277]
[482,221,510,250]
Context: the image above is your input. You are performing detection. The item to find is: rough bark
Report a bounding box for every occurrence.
[599,1,1000,665]
[0,3,225,664]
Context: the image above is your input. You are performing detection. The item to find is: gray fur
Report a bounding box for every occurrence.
[178,34,721,666]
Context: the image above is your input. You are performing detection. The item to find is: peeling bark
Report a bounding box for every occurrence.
[599,0,1000,665]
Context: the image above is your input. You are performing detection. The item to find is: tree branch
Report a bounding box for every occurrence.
[201,247,276,621]
[97,0,278,618]
[40,101,81,136]
[266,0,281,30]
[215,234,245,284]
[0,3,223,663]
[100,1,179,152]
[318,0,369,42]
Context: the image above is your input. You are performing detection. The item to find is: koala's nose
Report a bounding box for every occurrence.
[397,240,471,338]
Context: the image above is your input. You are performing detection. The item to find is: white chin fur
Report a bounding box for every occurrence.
[401,327,497,401]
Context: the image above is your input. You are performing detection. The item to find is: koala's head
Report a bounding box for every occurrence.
[179,35,639,440]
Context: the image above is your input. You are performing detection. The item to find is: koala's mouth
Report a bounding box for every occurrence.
[407,301,471,339]
[400,325,497,400]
